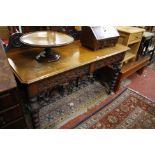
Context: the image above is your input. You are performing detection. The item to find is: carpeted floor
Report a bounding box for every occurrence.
[39,81,110,128]
[127,67,155,102]
[68,88,155,129]
[61,60,155,129]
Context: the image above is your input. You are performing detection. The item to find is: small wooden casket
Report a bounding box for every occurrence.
[80,26,120,50]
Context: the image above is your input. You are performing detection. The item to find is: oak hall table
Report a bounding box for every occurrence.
[7,40,129,128]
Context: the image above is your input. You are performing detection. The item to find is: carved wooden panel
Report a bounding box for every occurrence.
[37,65,89,93]
[95,53,124,70]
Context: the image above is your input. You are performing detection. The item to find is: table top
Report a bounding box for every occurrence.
[7,40,129,84]
[20,31,74,48]
[0,42,16,93]
[116,26,145,34]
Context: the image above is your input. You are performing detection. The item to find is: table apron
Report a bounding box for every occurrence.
[27,52,125,98]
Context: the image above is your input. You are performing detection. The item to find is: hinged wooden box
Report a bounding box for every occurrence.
[80,26,119,50]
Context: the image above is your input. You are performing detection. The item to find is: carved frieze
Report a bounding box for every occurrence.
[95,53,124,70]
[37,65,89,93]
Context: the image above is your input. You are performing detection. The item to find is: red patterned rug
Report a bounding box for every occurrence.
[61,88,155,129]
[128,67,155,102]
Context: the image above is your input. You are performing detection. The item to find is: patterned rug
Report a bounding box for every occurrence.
[39,80,110,128]
[62,88,155,129]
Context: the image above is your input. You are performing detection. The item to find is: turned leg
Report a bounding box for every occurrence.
[150,50,155,62]
[137,41,144,60]
[58,85,64,96]
[114,74,122,92]
[137,67,145,75]
[76,77,79,87]
[68,80,74,93]
[109,61,122,94]
[29,96,40,129]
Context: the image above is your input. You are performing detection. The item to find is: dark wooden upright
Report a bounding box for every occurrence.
[0,42,26,128]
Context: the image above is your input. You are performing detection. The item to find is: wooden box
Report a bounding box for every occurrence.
[80,26,119,50]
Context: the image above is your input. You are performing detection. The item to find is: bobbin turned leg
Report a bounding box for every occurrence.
[76,77,80,87]
[108,61,122,94]
[29,96,40,129]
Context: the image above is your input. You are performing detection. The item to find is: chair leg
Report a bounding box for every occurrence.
[150,51,155,62]
[137,67,145,75]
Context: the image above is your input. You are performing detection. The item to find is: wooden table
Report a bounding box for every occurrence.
[7,40,129,128]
